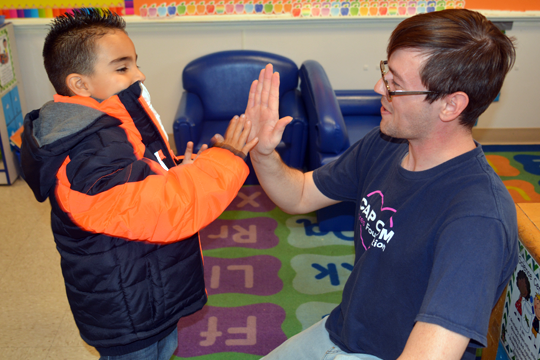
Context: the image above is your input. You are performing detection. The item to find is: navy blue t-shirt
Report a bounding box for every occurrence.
[313,128,518,360]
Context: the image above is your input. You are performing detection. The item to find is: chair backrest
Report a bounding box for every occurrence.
[183,50,299,121]
[334,90,381,116]
[299,60,349,154]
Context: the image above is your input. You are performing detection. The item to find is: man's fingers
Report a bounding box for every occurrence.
[260,63,274,109]
[268,72,281,113]
[247,80,258,110]
[274,116,293,136]
[254,69,265,106]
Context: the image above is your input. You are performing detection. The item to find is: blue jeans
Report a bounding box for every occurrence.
[99,328,178,360]
[261,317,382,360]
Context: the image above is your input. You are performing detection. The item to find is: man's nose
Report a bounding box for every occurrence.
[374,77,386,97]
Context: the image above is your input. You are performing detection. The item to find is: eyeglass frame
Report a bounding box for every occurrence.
[380,60,435,101]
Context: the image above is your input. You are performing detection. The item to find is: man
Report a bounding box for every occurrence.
[245,9,518,360]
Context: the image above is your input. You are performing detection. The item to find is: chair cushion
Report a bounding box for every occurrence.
[195,121,230,151]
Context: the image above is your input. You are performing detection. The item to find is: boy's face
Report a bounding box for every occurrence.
[83,30,145,100]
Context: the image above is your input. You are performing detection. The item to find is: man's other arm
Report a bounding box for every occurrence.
[398,321,470,360]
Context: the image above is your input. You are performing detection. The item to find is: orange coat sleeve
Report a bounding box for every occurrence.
[55,147,249,243]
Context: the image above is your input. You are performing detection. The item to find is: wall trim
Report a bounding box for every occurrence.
[473,128,540,145]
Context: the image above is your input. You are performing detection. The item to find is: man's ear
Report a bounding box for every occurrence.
[66,73,91,97]
[440,92,469,123]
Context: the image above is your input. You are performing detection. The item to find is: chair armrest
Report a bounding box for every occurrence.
[279,89,308,169]
[300,60,349,154]
[172,91,204,154]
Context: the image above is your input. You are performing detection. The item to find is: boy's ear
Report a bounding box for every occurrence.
[66,73,91,97]
[440,91,469,123]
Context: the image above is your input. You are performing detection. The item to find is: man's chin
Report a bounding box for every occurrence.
[380,122,404,140]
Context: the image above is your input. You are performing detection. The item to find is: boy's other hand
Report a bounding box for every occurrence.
[211,114,259,159]
[180,142,208,165]
[245,63,292,156]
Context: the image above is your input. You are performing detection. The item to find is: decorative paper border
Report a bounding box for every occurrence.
[137,0,465,18]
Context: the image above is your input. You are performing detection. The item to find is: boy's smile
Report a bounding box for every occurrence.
[82,30,145,100]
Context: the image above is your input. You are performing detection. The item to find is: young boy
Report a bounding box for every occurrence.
[20,8,257,359]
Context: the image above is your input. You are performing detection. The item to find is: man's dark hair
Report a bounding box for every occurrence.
[43,8,126,96]
[387,9,516,129]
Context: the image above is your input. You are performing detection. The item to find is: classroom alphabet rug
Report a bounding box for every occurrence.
[173,185,354,360]
[172,145,540,360]
[483,145,540,204]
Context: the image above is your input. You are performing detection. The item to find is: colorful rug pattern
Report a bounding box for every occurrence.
[173,145,540,360]
[483,145,540,203]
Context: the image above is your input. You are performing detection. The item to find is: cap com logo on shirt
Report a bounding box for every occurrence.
[358,190,396,252]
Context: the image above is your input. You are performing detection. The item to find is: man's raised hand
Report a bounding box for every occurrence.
[245,63,293,156]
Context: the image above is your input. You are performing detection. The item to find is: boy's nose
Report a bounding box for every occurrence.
[136,68,146,83]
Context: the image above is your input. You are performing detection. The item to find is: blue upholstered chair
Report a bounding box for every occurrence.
[299,60,382,231]
[173,50,308,184]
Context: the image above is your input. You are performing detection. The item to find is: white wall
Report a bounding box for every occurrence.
[10,14,540,135]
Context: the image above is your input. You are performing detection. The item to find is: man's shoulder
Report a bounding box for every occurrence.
[442,150,517,229]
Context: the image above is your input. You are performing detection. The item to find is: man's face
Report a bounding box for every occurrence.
[374,49,440,141]
[83,30,145,100]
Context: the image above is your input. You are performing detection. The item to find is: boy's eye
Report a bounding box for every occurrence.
[117,67,128,73]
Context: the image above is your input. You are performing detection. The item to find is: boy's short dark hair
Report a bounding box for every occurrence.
[43,8,126,96]
[387,9,516,129]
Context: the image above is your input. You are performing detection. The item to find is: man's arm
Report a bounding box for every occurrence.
[398,321,470,360]
[245,64,338,214]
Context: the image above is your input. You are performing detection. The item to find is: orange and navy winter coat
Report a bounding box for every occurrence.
[20,82,249,356]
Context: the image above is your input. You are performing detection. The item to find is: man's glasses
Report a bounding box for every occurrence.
[380,60,435,101]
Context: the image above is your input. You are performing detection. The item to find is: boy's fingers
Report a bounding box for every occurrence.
[237,120,252,147]
[198,144,208,156]
[231,115,248,144]
[183,141,194,161]
[211,134,224,145]
[224,115,239,141]
[241,137,259,155]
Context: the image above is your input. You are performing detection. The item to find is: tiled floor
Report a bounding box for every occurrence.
[0,178,100,359]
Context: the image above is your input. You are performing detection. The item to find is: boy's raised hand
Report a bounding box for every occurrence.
[245,63,293,156]
[211,114,259,159]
